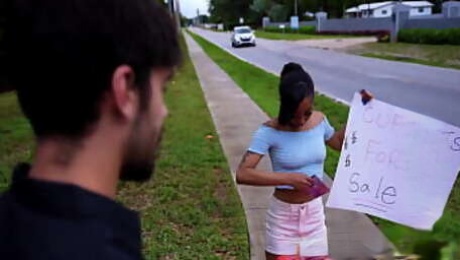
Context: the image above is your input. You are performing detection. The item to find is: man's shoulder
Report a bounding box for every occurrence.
[0,190,17,231]
[0,191,13,251]
[0,190,12,214]
[0,187,142,259]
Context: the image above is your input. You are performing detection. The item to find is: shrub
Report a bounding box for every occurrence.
[298,26,316,34]
[264,25,316,34]
[398,28,460,45]
[318,30,389,37]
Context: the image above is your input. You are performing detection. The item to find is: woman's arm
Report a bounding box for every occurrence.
[236,151,313,190]
[326,128,345,151]
[325,90,374,152]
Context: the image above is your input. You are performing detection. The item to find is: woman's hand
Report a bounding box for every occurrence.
[286,173,313,191]
[360,89,374,105]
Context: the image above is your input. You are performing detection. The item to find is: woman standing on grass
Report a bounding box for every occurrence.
[236,62,372,260]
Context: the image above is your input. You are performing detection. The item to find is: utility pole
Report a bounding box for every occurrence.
[167,0,181,29]
[295,0,299,16]
[167,0,174,14]
[174,0,181,28]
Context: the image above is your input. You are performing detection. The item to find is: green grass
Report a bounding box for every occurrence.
[119,37,249,259]
[362,53,460,70]
[187,30,460,258]
[0,37,249,259]
[120,37,249,259]
[256,30,364,41]
[348,42,460,70]
[0,93,34,192]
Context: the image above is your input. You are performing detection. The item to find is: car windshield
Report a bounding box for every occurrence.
[235,28,251,34]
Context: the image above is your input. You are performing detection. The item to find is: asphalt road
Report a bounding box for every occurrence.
[190,28,460,127]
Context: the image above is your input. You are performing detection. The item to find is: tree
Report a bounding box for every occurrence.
[268,4,289,22]
[250,0,271,16]
[209,0,253,27]
[156,0,168,7]
[250,0,290,22]
[180,14,191,27]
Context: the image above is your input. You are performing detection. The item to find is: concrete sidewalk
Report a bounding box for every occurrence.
[184,33,395,260]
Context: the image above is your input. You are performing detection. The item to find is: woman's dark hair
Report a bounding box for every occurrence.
[278,62,315,125]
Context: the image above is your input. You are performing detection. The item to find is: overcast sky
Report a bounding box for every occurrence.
[180,0,209,18]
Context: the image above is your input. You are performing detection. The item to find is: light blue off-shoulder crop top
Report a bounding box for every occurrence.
[248,117,335,189]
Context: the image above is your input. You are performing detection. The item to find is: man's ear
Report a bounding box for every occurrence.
[110,65,138,120]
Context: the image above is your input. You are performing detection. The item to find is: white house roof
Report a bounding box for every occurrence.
[345,7,360,13]
[347,1,433,12]
[401,1,434,7]
[357,1,393,11]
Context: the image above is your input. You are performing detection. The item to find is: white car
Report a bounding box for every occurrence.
[231,26,256,48]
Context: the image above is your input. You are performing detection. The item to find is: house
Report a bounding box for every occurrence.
[345,1,433,18]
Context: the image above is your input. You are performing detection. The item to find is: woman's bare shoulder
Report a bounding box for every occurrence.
[310,111,326,126]
[263,119,277,128]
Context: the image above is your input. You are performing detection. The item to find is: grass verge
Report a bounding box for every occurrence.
[347,42,460,70]
[256,30,363,41]
[119,37,249,259]
[187,30,460,258]
[0,93,34,192]
[0,36,249,259]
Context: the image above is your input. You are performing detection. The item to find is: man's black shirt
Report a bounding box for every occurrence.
[0,164,142,259]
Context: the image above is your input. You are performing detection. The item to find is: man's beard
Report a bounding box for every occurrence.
[119,124,164,182]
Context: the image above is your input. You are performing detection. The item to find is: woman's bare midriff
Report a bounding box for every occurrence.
[274,188,314,204]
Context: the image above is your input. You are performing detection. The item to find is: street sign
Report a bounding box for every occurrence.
[290,16,299,29]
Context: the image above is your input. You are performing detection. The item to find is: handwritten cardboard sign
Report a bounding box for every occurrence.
[326,92,460,230]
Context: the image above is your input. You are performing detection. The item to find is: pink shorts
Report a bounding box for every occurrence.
[265,196,329,257]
